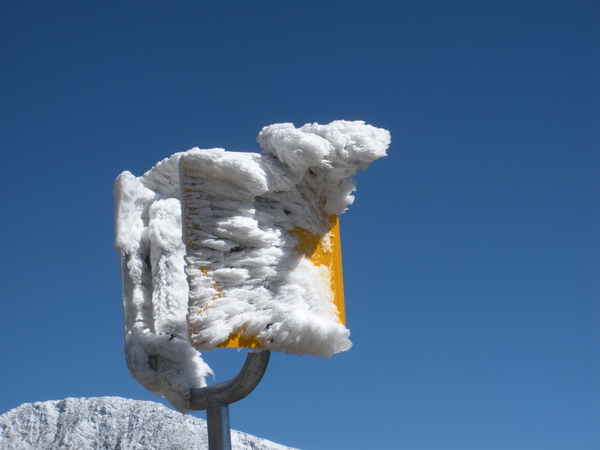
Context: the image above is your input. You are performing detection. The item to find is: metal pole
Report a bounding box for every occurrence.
[189,348,270,450]
[206,401,231,450]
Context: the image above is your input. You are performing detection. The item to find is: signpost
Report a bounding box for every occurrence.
[115,121,390,449]
[189,349,270,450]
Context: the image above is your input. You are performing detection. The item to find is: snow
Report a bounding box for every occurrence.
[0,397,297,450]
[114,120,390,411]
[115,165,213,413]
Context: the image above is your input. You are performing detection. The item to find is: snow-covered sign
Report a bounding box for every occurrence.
[114,121,390,411]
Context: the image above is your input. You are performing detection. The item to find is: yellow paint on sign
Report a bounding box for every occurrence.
[217,333,262,348]
[288,215,346,325]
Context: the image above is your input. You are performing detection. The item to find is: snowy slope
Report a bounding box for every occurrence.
[0,397,296,450]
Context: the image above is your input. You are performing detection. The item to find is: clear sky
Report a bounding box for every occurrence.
[1,1,598,449]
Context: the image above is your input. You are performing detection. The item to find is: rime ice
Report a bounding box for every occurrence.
[115,120,390,411]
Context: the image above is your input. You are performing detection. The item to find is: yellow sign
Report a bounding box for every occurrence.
[217,215,345,348]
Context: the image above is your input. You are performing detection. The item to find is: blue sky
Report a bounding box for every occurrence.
[1,1,598,449]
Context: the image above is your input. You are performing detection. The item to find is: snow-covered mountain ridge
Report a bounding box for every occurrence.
[0,397,297,449]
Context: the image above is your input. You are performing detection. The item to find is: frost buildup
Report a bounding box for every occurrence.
[115,121,390,411]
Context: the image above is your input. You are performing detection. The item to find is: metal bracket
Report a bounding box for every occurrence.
[189,349,271,450]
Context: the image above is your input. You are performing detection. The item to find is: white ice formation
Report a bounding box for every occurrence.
[115,121,390,412]
[0,397,297,449]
